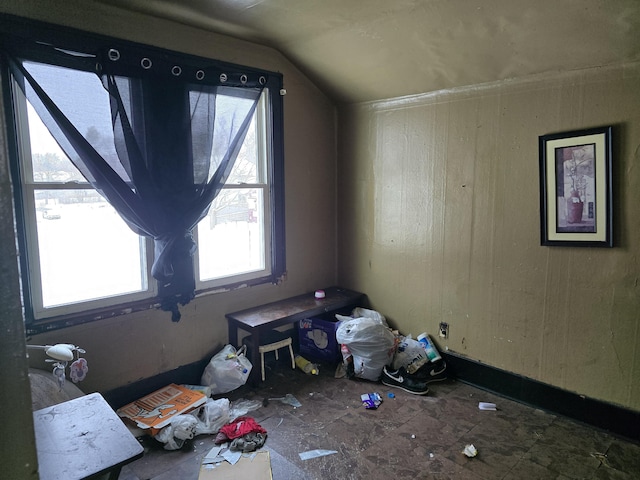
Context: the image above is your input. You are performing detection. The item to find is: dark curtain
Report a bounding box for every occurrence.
[7,46,264,321]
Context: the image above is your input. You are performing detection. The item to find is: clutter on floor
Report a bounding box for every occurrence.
[335,308,396,381]
[117,302,452,476]
[120,353,640,480]
[294,354,319,375]
[361,392,383,409]
[116,383,208,436]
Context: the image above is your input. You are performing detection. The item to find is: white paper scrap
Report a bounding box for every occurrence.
[478,402,497,410]
[202,444,222,463]
[222,448,243,465]
[462,444,478,457]
[299,449,338,461]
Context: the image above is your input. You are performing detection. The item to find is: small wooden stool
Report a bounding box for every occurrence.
[258,337,295,381]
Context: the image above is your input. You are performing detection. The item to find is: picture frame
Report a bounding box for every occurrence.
[539,126,612,247]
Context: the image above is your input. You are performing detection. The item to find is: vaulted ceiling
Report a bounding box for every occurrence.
[97,0,640,104]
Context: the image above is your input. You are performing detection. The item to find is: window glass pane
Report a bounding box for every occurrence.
[227,112,258,184]
[23,62,129,181]
[27,102,85,183]
[197,187,265,281]
[34,191,146,308]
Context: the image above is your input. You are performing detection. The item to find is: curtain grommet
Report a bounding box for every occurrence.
[171,65,182,76]
[220,73,227,83]
[141,57,152,69]
[108,49,120,61]
[196,70,205,81]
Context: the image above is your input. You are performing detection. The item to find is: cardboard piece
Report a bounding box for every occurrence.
[116,383,206,435]
[198,451,273,480]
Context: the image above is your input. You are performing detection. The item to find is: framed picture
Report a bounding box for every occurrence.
[539,126,612,247]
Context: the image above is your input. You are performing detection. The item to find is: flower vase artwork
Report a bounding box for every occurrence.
[562,146,594,227]
[566,189,584,224]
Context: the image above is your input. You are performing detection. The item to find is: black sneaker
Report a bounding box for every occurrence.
[411,359,448,384]
[381,366,429,395]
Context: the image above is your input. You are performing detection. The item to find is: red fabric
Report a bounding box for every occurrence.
[219,416,267,440]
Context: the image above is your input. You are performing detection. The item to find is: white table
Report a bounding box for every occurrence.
[33,392,144,479]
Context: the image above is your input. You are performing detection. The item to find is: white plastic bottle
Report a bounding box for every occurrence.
[417,333,442,362]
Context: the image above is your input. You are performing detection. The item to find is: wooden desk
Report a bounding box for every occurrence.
[226,286,365,383]
[33,392,143,480]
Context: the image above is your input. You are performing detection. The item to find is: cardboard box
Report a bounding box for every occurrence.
[116,383,207,435]
[198,451,272,480]
[298,313,342,362]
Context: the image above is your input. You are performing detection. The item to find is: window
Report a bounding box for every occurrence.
[13,74,156,320]
[195,93,273,288]
[2,16,285,332]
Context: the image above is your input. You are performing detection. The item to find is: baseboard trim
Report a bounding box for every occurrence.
[443,351,640,442]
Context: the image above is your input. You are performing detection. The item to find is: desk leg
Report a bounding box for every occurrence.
[228,319,239,348]
[249,329,262,385]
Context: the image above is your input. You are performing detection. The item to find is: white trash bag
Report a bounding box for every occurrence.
[201,344,252,395]
[351,307,389,327]
[193,398,230,435]
[154,414,198,450]
[335,313,395,381]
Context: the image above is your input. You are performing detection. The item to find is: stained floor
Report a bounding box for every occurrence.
[118,358,640,480]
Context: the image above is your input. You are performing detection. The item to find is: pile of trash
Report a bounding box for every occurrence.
[335,307,448,395]
[116,383,267,452]
[117,307,448,453]
[335,307,395,381]
[116,341,266,452]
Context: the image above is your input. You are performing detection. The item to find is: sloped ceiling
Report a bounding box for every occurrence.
[97,0,640,104]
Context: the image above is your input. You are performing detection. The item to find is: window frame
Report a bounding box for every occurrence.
[194,89,274,290]
[0,14,286,335]
[12,90,158,320]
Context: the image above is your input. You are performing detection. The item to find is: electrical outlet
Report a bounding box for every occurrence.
[439,322,449,338]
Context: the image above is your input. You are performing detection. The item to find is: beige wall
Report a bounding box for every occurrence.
[0,0,338,395]
[338,64,640,411]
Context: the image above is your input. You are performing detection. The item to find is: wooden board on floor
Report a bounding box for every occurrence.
[198,451,272,480]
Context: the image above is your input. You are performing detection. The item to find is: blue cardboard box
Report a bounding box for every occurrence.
[298,314,342,362]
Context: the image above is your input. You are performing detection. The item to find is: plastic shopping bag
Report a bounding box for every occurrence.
[154,414,198,450]
[201,344,252,395]
[193,398,231,435]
